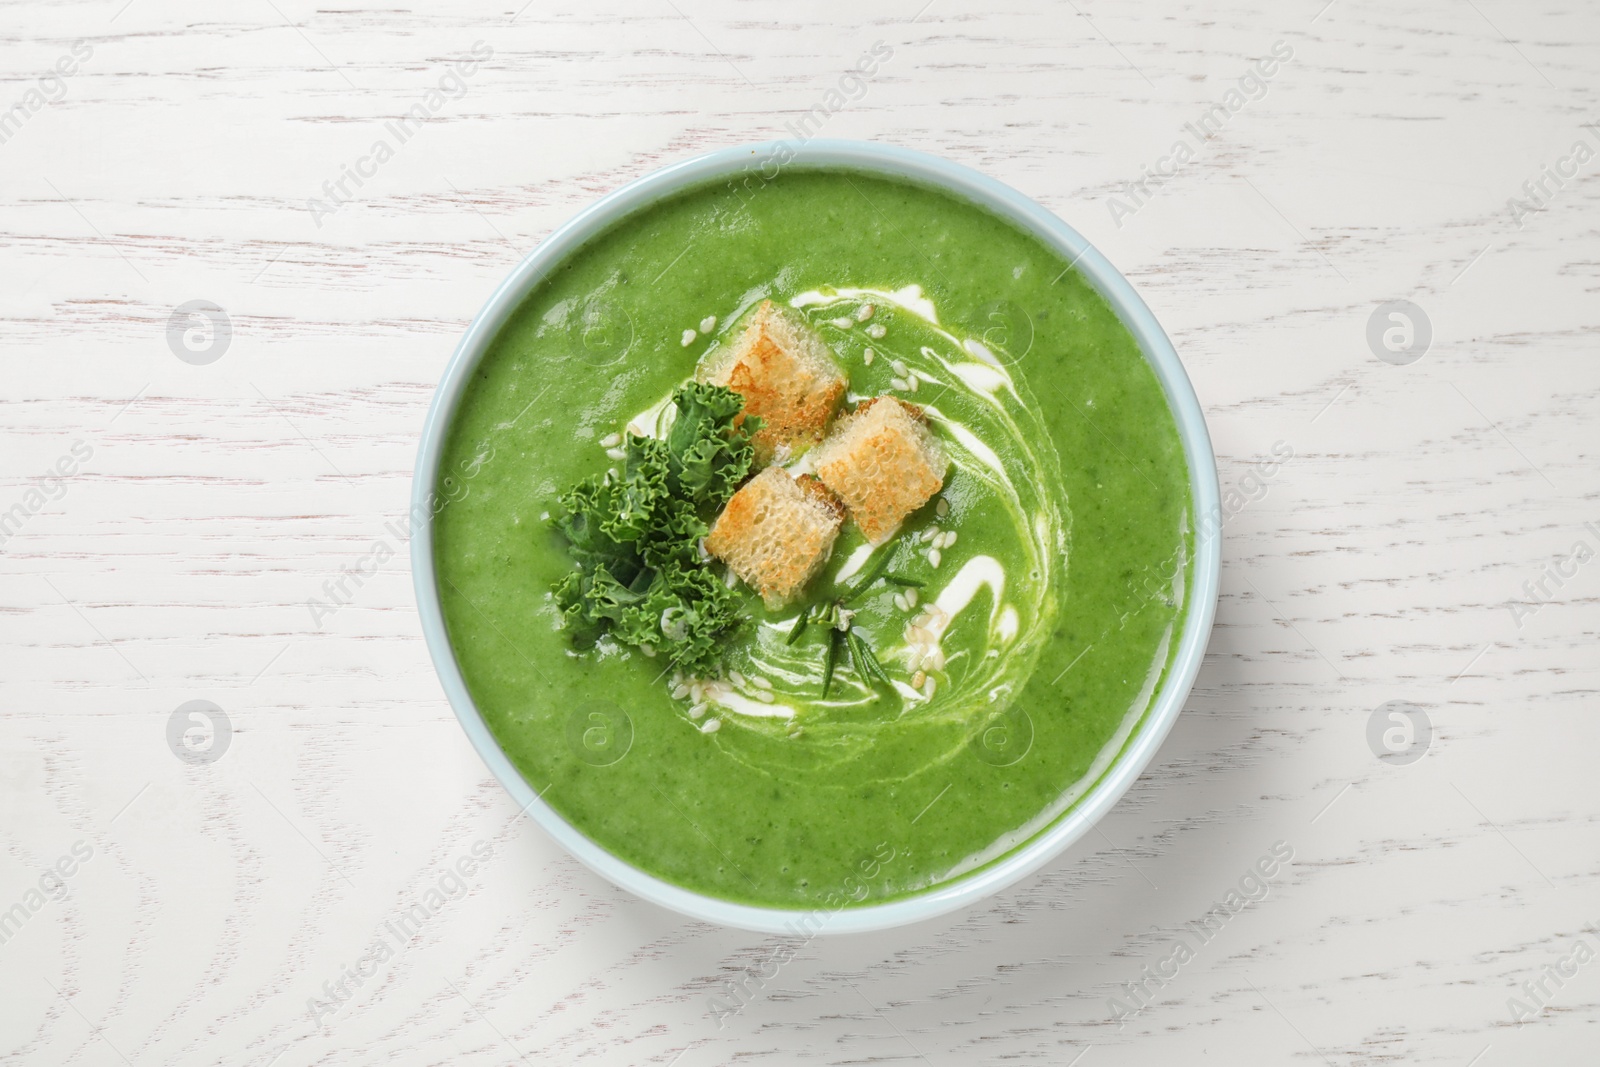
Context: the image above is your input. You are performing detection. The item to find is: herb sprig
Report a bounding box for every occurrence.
[550,383,760,675]
[797,598,892,698]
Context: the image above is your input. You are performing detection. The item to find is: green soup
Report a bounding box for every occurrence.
[433,168,1192,909]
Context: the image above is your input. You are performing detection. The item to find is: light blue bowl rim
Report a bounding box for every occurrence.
[411,139,1221,935]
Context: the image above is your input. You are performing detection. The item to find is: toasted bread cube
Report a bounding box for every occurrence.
[697,300,847,465]
[813,397,948,545]
[704,467,844,609]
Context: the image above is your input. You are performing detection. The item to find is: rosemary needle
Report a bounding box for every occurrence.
[857,632,894,687]
[847,630,895,690]
[821,628,841,697]
[846,630,871,684]
[843,550,895,603]
[785,604,812,645]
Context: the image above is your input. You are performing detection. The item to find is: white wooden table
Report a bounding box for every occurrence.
[3,1,1597,1063]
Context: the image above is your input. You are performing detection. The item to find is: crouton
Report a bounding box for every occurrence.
[696,300,847,465]
[813,396,948,545]
[704,466,844,609]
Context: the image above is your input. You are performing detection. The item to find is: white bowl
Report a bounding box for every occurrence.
[412,140,1221,934]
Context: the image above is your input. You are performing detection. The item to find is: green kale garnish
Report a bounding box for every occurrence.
[550,383,759,675]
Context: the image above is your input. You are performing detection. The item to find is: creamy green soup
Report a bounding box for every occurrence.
[433,168,1191,909]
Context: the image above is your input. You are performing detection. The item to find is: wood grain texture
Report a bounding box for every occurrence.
[2,0,1597,1063]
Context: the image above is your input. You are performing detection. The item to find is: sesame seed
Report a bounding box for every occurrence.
[912,670,926,689]
[929,648,946,671]
[729,670,746,688]
[867,324,886,339]
[923,677,937,699]
[857,303,875,321]
[907,651,923,673]
[891,359,910,377]
[905,587,919,608]
[893,592,909,612]
[606,447,626,460]
[910,626,933,644]
[912,613,931,629]
[700,315,717,333]
[601,432,622,448]
[830,316,853,329]
[942,531,958,549]
[640,644,657,657]
[863,348,876,365]
[701,718,721,733]
[681,329,697,346]
[889,378,909,392]
[936,498,949,518]
[752,689,774,703]
[929,548,942,568]
[671,684,690,700]
[688,703,706,719]
[750,675,772,690]
[908,374,920,392]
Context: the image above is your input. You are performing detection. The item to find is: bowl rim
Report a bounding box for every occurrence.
[411,139,1221,935]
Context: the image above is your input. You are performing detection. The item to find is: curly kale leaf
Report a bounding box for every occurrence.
[550,383,759,675]
[665,381,759,506]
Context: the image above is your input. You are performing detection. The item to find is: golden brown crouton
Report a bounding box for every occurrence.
[696,300,847,465]
[813,397,948,545]
[704,466,844,608]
